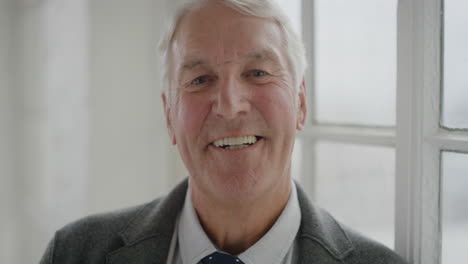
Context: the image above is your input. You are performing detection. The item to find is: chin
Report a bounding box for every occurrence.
[210,170,272,199]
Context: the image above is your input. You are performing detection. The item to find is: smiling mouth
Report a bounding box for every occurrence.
[211,135,263,150]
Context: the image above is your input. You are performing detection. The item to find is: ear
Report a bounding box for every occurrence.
[296,78,307,131]
[162,92,177,145]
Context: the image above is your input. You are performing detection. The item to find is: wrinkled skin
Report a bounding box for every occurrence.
[162,2,307,205]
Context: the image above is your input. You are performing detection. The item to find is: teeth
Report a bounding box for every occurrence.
[213,136,258,148]
[225,144,250,150]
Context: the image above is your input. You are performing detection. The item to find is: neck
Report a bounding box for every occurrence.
[190,178,292,255]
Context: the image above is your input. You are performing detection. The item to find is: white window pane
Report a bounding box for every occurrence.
[315,141,395,248]
[442,0,468,129]
[441,151,468,264]
[315,0,396,126]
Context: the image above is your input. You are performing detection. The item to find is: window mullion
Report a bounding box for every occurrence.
[299,124,395,147]
[396,0,443,263]
[428,131,468,152]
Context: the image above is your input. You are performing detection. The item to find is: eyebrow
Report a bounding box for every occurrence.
[244,49,280,64]
[179,48,281,75]
[181,59,207,71]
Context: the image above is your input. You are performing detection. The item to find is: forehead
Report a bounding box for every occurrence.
[170,2,286,66]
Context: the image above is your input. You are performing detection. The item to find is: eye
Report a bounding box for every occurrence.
[252,70,266,77]
[253,70,266,77]
[246,70,268,78]
[191,75,211,85]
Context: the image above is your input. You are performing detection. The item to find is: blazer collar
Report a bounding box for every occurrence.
[106,180,188,264]
[106,179,353,264]
[295,183,354,263]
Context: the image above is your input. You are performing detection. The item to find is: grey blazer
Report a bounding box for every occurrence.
[40,179,407,264]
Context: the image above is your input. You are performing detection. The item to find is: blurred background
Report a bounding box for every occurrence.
[0,0,467,263]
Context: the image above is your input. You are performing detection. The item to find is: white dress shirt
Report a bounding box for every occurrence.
[165,181,301,264]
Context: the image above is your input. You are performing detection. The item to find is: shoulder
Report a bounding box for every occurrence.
[297,207,407,264]
[58,198,162,241]
[40,180,189,264]
[340,224,408,264]
[40,198,162,264]
[295,183,407,264]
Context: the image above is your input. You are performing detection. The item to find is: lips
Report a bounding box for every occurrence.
[211,135,263,150]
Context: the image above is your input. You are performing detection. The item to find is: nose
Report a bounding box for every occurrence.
[212,76,251,119]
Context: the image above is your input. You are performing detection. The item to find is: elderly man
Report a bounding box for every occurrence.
[40,0,407,263]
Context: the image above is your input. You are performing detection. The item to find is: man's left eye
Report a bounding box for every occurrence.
[191,76,210,85]
[247,70,268,77]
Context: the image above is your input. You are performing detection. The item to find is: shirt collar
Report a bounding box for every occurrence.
[177,181,301,264]
[238,181,301,264]
[178,187,218,264]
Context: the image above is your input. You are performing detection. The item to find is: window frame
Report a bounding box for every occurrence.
[301,0,468,263]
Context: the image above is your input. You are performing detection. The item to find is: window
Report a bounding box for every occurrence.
[314,141,395,248]
[300,0,398,250]
[441,151,468,263]
[314,0,396,126]
[300,0,468,263]
[440,1,468,263]
[442,0,468,129]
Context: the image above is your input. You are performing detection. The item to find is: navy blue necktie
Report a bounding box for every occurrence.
[201,252,245,264]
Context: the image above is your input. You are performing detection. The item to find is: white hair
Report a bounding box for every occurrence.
[158,0,307,96]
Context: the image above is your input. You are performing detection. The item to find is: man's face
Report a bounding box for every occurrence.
[163,2,306,201]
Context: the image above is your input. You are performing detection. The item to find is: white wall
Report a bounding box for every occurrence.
[87,0,179,214]
[9,0,90,262]
[0,0,16,262]
[1,0,184,263]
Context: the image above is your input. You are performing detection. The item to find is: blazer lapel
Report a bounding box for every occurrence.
[106,180,189,264]
[106,179,354,264]
[295,183,354,264]
[106,238,171,264]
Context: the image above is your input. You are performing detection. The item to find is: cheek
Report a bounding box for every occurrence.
[174,94,211,137]
[255,88,297,130]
